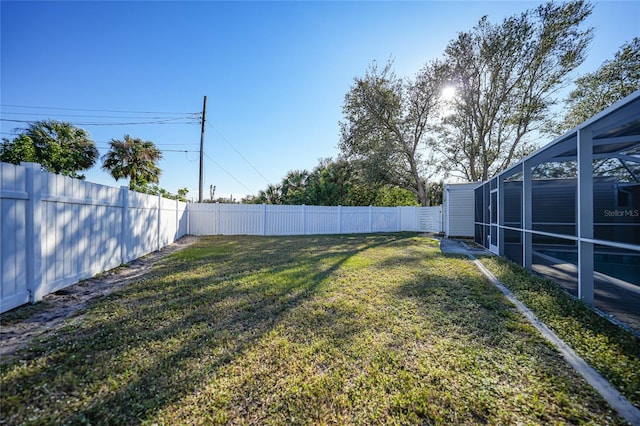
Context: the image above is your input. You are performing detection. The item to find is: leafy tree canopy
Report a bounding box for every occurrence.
[132,184,189,202]
[102,135,163,190]
[557,37,640,133]
[249,158,430,207]
[0,120,98,179]
[434,0,593,181]
[339,60,445,206]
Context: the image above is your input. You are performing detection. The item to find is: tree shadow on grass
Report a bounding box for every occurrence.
[1,233,416,424]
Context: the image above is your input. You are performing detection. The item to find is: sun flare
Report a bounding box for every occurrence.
[441,86,456,100]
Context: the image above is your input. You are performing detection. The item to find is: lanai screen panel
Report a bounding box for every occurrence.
[474,91,640,331]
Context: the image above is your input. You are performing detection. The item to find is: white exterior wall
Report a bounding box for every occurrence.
[444,183,480,238]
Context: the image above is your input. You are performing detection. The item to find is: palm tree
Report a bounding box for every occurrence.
[101,135,162,190]
[1,120,98,178]
[259,184,282,204]
[281,169,309,204]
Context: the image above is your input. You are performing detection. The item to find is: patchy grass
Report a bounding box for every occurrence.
[479,255,640,409]
[0,234,628,424]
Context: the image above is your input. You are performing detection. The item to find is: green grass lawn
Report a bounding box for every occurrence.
[0,234,634,424]
[479,255,640,410]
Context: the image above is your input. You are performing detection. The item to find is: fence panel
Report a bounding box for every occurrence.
[126,190,160,261]
[1,163,189,314]
[185,204,439,236]
[187,203,218,236]
[2,163,443,314]
[219,203,265,235]
[265,205,304,235]
[371,207,400,233]
[304,206,340,234]
[159,197,185,247]
[0,163,30,312]
[341,206,371,234]
[40,172,123,297]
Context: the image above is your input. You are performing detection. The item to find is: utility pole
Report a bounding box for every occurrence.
[198,95,207,203]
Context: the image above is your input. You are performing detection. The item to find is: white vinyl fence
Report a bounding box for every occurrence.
[1,162,187,313]
[1,161,442,314]
[188,203,442,236]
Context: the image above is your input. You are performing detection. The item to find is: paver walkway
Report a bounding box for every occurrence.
[438,238,493,256]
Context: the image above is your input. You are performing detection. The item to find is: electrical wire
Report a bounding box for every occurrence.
[1,104,196,115]
[1,111,199,120]
[98,140,199,147]
[203,151,254,194]
[1,118,198,126]
[95,145,198,153]
[206,121,271,185]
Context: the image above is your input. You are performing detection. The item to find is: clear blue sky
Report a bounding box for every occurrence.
[2,1,639,201]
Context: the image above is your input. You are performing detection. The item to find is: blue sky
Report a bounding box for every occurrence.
[2,1,639,201]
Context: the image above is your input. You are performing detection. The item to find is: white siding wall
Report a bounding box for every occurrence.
[444,183,480,238]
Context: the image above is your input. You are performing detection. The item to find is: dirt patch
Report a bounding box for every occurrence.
[0,235,199,360]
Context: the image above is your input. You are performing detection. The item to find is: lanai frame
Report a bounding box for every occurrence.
[474,90,640,306]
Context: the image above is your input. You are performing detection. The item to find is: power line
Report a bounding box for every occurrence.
[1,118,198,126]
[1,104,196,115]
[97,141,198,147]
[96,146,198,153]
[206,121,271,185]
[1,111,199,120]
[203,151,254,194]
[3,131,198,148]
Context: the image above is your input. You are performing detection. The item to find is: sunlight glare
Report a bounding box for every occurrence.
[441,86,456,100]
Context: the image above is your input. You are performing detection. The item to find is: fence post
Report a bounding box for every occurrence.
[302,204,306,235]
[157,193,162,251]
[368,205,373,233]
[175,198,179,240]
[186,203,191,236]
[217,202,221,235]
[338,205,342,234]
[263,203,267,236]
[120,186,129,264]
[397,206,401,232]
[23,162,44,303]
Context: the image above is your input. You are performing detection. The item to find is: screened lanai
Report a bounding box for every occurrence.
[475,90,640,331]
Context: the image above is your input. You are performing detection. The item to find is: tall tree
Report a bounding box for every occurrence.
[0,135,37,164]
[258,184,283,204]
[0,120,98,179]
[306,158,354,206]
[558,37,640,132]
[434,0,593,181]
[281,169,310,205]
[250,157,421,207]
[101,135,163,190]
[339,60,445,206]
